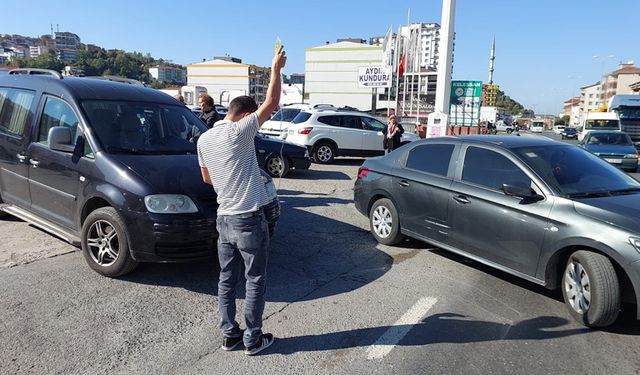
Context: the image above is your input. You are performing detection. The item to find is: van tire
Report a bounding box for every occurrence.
[81,207,138,277]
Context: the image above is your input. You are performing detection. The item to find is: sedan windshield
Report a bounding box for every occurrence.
[82,100,208,154]
[513,145,640,197]
[586,133,633,146]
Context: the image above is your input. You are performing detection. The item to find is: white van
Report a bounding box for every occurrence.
[530,120,545,133]
[578,112,622,142]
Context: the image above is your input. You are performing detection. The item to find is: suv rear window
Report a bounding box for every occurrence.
[270,108,301,122]
[291,111,312,124]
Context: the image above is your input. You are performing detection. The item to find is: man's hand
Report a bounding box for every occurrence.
[273,45,287,72]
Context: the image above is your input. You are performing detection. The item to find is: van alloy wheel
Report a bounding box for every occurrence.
[87,219,120,266]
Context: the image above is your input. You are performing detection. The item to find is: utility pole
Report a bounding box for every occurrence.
[427,0,456,136]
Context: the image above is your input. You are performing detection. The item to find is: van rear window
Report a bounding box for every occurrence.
[0,87,35,137]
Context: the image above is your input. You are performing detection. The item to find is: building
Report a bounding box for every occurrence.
[29,45,51,58]
[631,81,640,93]
[399,23,441,71]
[563,97,581,125]
[600,63,640,104]
[186,57,270,105]
[336,38,366,44]
[304,41,383,111]
[579,82,601,113]
[57,48,77,62]
[289,73,305,85]
[54,32,80,50]
[149,65,187,84]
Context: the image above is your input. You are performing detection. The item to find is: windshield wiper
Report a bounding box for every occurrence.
[609,187,640,196]
[567,191,612,198]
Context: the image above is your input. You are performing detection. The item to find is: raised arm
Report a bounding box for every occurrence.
[256,45,287,125]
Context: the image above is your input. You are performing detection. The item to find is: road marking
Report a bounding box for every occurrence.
[366,296,438,360]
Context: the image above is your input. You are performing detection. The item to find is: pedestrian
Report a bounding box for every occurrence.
[197,45,286,356]
[382,114,404,153]
[198,93,221,128]
[174,94,186,105]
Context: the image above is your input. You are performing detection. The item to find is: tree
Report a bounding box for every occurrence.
[561,115,570,124]
[554,117,566,125]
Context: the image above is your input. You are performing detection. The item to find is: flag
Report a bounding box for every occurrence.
[381,26,393,67]
[398,54,406,78]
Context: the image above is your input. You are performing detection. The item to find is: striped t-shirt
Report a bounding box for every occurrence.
[197,113,268,216]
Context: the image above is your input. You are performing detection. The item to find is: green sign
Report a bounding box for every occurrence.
[449,80,482,126]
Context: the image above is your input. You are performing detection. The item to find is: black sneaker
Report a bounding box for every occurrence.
[244,333,274,356]
[221,333,244,351]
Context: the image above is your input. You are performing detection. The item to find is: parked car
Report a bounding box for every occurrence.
[254,133,311,177]
[561,127,578,140]
[354,135,640,327]
[259,103,311,139]
[286,108,420,163]
[579,130,638,172]
[553,125,566,135]
[0,69,280,277]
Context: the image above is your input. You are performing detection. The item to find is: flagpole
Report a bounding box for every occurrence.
[394,25,401,116]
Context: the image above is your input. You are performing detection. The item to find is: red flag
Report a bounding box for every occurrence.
[398,54,406,78]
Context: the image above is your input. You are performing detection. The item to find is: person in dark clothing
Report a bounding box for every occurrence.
[198,94,220,128]
[382,114,404,153]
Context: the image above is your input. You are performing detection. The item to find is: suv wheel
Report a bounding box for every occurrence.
[561,250,620,327]
[313,142,335,164]
[266,154,290,177]
[369,198,404,245]
[81,207,138,277]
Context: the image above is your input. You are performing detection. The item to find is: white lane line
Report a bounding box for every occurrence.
[366,296,438,360]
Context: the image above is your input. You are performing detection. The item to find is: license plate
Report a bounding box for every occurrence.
[605,158,622,164]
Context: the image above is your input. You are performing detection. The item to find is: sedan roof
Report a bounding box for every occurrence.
[443,135,563,149]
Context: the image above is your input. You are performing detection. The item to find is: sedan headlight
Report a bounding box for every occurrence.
[625,154,639,159]
[144,195,198,214]
[629,237,640,253]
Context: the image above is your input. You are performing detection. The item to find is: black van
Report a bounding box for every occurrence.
[0,69,280,277]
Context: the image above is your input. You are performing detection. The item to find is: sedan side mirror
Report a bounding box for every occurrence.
[502,183,544,203]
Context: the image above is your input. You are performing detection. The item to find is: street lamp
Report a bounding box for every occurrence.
[593,54,615,106]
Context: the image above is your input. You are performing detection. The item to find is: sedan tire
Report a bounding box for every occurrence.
[81,207,138,277]
[369,198,404,245]
[265,154,290,178]
[561,250,620,327]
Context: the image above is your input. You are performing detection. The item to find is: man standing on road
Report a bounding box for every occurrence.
[198,94,221,128]
[197,46,286,356]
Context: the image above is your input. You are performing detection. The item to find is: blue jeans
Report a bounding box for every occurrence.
[216,210,270,347]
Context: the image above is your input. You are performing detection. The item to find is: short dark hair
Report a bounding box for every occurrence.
[228,96,258,116]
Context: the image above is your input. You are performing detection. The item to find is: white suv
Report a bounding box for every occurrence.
[286,109,420,163]
[260,103,312,139]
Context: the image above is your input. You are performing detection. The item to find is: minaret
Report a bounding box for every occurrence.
[488,36,495,84]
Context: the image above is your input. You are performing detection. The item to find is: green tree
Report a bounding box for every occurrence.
[554,117,566,125]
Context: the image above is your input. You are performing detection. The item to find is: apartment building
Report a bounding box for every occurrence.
[149,65,187,84]
[600,63,640,104]
[563,97,581,125]
[54,32,80,50]
[186,57,270,105]
[579,82,601,113]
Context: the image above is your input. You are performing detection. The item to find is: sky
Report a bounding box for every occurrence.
[2,0,638,115]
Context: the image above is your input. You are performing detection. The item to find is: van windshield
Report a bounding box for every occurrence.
[585,119,620,130]
[81,100,208,154]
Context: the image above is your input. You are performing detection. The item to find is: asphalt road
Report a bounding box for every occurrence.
[2,138,640,374]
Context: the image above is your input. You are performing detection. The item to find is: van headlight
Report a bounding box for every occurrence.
[144,195,198,214]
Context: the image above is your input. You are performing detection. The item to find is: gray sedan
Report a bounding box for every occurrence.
[354,135,640,327]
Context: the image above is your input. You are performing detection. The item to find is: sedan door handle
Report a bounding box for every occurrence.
[16,154,27,162]
[453,195,470,204]
[29,159,40,167]
[398,180,410,187]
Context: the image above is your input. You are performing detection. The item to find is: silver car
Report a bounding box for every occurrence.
[354,135,640,327]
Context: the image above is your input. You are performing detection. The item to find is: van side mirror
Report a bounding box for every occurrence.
[502,183,544,203]
[48,126,75,153]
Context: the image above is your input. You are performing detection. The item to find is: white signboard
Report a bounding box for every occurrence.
[358,65,391,88]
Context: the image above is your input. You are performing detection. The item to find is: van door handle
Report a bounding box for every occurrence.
[16,154,27,162]
[453,195,470,204]
[29,159,40,167]
[398,180,410,187]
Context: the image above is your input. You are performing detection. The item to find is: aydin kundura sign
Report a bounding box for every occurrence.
[358,65,391,88]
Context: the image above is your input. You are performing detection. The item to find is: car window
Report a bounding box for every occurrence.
[0,87,35,137]
[270,108,301,122]
[81,100,207,154]
[291,111,312,124]
[342,116,363,129]
[405,144,454,176]
[462,146,531,191]
[317,115,341,127]
[38,96,80,144]
[361,116,386,131]
[513,144,639,196]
